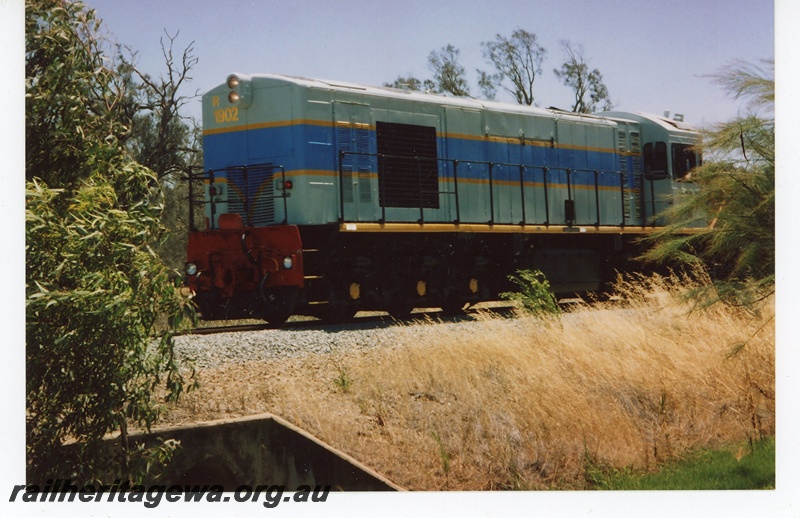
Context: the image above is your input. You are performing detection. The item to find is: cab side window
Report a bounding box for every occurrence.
[643,141,668,179]
[672,143,699,181]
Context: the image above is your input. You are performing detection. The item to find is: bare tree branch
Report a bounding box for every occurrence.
[481,29,546,105]
[553,41,612,113]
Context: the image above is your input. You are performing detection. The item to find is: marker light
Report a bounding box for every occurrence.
[283,256,293,269]
[185,262,198,276]
[228,91,241,104]
[226,74,240,89]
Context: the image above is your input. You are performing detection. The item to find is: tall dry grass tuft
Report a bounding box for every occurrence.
[166,272,775,490]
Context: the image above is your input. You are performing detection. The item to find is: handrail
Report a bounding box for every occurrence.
[187,167,216,232]
[337,150,659,229]
[188,163,288,231]
[188,155,662,232]
[619,171,626,228]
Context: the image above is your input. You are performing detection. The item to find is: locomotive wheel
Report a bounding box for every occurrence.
[440,300,467,316]
[317,281,360,323]
[260,284,299,325]
[262,302,291,325]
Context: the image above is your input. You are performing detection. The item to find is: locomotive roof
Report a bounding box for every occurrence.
[597,110,700,135]
[240,73,618,127]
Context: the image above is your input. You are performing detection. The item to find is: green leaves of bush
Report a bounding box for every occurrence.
[500,269,561,317]
[25,0,196,484]
[26,170,197,484]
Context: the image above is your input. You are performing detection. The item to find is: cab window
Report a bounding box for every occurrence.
[643,141,668,179]
[672,143,700,181]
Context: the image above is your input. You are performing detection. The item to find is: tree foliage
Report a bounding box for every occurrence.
[553,41,613,113]
[385,31,614,110]
[642,60,774,309]
[480,29,546,105]
[476,69,498,101]
[26,0,127,188]
[384,46,471,98]
[26,0,195,483]
[117,33,203,270]
[118,32,201,182]
[383,75,428,91]
[427,44,471,97]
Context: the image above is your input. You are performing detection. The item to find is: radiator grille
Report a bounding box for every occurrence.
[376,121,439,209]
[630,132,642,221]
[226,164,275,226]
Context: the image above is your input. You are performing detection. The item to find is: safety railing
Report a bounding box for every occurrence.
[188,155,661,231]
[188,163,288,231]
[338,151,659,228]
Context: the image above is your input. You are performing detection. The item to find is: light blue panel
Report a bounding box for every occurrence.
[247,86,294,161]
[201,75,703,229]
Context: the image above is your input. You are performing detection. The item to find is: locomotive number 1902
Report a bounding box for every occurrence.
[214,107,239,124]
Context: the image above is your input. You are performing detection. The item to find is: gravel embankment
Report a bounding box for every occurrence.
[173,314,532,370]
[173,320,414,369]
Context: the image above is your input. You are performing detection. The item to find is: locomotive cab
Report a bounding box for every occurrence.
[599,111,702,226]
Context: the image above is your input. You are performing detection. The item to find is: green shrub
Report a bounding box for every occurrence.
[26,0,196,484]
[500,269,561,318]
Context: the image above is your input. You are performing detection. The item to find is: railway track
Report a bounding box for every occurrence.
[172,299,607,371]
[180,305,522,336]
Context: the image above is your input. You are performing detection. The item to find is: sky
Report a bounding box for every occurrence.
[82,0,775,127]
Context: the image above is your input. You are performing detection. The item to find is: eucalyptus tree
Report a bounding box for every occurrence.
[383,74,437,92]
[479,29,547,105]
[119,31,201,182]
[384,75,424,91]
[117,32,203,270]
[26,0,195,483]
[427,44,471,97]
[553,41,613,113]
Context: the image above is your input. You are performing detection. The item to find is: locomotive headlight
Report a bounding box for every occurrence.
[185,262,198,276]
[282,256,293,270]
[225,73,252,108]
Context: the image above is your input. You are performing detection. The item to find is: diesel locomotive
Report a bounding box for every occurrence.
[184,73,702,323]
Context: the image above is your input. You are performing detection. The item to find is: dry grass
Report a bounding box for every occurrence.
[163,273,775,490]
